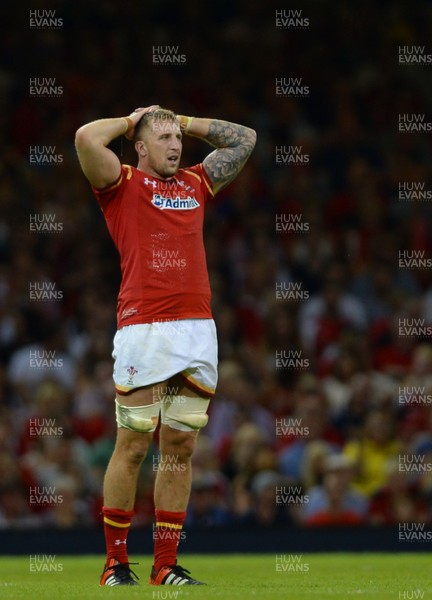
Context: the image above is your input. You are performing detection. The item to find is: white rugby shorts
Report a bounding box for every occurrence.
[112,318,218,397]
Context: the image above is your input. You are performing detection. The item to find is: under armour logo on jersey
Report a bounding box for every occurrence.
[114,540,127,546]
[144,177,157,188]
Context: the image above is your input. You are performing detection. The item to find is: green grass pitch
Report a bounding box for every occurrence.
[0,554,430,599]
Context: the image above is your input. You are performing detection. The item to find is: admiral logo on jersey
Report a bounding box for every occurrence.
[151,194,200,210]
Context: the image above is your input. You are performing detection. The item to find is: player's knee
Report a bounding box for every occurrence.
[113,433,150,466]
[161,427,197,460]
[124,437,150,465]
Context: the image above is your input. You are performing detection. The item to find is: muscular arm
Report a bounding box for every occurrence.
[75,118,125,189]
[181,117,256,193]
[75,106,155,189]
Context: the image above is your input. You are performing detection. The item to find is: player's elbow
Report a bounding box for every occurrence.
[246,127,257,151]
[74,126,91,152]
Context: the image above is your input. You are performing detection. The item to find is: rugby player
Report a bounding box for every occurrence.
[75,105,256,585]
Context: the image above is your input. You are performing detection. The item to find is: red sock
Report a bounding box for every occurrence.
[154,509,186,572]
[102,506,134,564]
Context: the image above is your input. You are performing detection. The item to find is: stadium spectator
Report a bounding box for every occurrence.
[368,458,429,525]
[343,409,401,497]
[185,472,231,527]
[302,454,369,526]
[278,389,342,480]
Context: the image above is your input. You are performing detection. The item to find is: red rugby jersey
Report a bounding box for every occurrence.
[92,163,214,328]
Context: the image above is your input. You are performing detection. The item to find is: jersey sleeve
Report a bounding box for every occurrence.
[183,163,215,202]
[91,165,133,212]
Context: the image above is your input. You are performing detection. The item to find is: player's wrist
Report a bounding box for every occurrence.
[177,115,194,134]
[122,117,135,140]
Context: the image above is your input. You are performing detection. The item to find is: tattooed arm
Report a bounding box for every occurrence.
[178,116,256,193]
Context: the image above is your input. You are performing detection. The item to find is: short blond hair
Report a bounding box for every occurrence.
[134,108,177,141]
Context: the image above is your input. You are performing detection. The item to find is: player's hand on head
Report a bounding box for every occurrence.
[125,106,160,140]
[131,105,160,116]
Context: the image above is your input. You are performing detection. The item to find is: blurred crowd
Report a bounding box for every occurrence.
[1,0,432,529]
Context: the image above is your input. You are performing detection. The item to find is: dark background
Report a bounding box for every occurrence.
[1,0,432,547]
